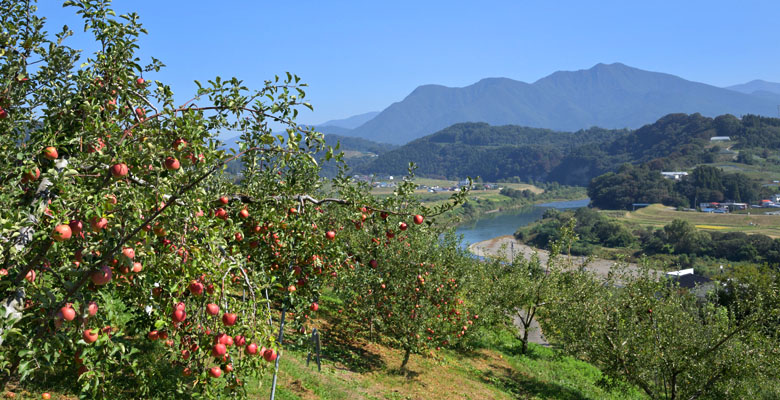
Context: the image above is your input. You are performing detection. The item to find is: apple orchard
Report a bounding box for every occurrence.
[0,1,483,398]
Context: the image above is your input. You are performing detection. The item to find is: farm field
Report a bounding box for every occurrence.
[606,204,780,237]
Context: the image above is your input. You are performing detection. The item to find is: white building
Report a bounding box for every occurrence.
[661,171,688,180]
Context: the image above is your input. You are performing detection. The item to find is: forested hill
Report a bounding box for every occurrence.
[355,113,780,186]
[355,122,630,182]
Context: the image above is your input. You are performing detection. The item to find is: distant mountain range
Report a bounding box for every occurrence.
[320,63,780,145]
[317,111,380,129]
[726,79,780,95]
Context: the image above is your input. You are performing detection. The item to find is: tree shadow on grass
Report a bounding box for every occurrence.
[319,319,386,373]
[484,366,592,400]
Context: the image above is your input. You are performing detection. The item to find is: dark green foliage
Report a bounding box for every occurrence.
[359,122,629,183]
[587,164,685,209]
[589,163,769,210]
[638,219,780,265]
[323,134,397,155]
[516,208,635,255]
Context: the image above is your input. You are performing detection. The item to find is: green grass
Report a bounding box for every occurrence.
[243,293,643,400]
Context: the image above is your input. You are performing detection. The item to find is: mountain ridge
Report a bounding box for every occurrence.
[338,63,780,144]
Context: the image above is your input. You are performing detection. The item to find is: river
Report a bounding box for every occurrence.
[454,198,590,248]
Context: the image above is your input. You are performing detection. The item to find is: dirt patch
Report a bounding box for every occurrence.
[469,235,644,280]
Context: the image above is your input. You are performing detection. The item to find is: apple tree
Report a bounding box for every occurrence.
[0,1,465,398]
[331,175,477,371]
[541,262,780,399]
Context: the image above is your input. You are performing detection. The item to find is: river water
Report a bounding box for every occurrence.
[453,198,590,248]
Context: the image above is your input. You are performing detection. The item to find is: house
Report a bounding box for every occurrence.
[666,269,715,299]
[710,136,731,141]
[458,179,470,188]
[661,171,688,180]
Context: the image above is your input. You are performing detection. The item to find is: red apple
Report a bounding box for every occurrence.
[148,330,159,340]
[325,231,336,240]
[219,196,229,205]
[208,367,222,378]
[172,138,187,151]
[263,348,277,362]
[109,163,128,178]
[164,157,180,171]
[225,363,234,372]
[234,232,243,242]
[87,301,98,316]
[0,107,7,119]
[52,224,72,242]
[310,302,319,312]
[246,343,258,355]
[206,303,219,315]
[69,220,84,237]
[42,393,51,400]
[90,265,112,285]
[182,367,192,376]
[82,329,99,344]
[60,304,76,321]
[399,222,408,231]
[239,208,249,219]
[131,262,143,273]
[369,259,378,268]
[212,343,227,357]
[222,312,237,326]
[172,309,186,323]
[214,208,227,220]
[218,333,233,346]
[234,335,246,346]
[22,167,40,182]
[42,146,58,160]
[90,216,108,232]
[135,77,145,87]
[135,107,145,118]
[25,270,35,283]
[121,247,135,260]
[86,138,105,153]
[414,214,424,225]
[189,280,204,296]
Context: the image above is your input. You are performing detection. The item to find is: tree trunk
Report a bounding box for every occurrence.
[521,326,529,354]
[400,347,411,371]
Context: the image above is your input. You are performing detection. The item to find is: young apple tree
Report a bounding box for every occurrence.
[542,261,780,399]
[332,174,476,371]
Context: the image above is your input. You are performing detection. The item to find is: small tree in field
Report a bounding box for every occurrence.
[492,218,576,354]
[0,1,466,398]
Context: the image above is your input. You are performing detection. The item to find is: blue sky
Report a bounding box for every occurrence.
[36,0,780,125]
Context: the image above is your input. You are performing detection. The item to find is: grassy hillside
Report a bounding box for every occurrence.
[11,294,643,400]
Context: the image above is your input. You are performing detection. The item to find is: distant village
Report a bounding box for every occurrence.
[660,167,780,214]
[352,175,499,192]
